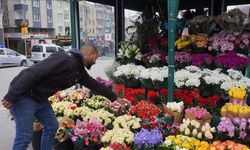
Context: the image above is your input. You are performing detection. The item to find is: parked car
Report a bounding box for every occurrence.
[0,48,27,68]
[30,44,65,63]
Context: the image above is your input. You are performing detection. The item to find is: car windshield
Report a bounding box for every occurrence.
[32,45,43,52]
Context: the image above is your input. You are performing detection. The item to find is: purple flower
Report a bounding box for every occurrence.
[191,53,213,68]
[228,130,235,138]
[96,76,113,87]
[233,117,240,124]
[243,39,249,45]
[239,131,247,139]
[134,129,163,149]
[215,52,250,70]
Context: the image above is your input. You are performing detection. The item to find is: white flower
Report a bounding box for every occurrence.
[185,78,200,87]
[166,101,183,112]
[227,69,243,79]
[195,122,200,129]
[204,131,213,139]
[192,129,198,135]
[163,140,172,146]
[184,128,190,135]
[149,54,161,63]
[197,132,202,139]
[135,52,142,61]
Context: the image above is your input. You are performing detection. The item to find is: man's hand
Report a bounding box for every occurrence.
[116,97,131,105]
[2,99,13,109]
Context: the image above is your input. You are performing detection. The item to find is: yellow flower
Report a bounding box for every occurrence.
[182,142,191,149]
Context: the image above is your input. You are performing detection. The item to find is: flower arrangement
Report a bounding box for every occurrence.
[69,120,105,147]
[216,9,247,32]
[166,52,192,69]
[191,33,209,49]
[209,140,250,150]
[102,128,134,146]
[187,15,216,34]
[52,101,74,117]
[163,102,184,124]
[215,52,249,70]
[128,101,162,120]
[65,88,90,105]
[160,135,209,150]
[72,106,92,120]
[175,35,192,50]
[134,129,163,149]
[228,86,247,102]
[124,87,146,105]
[180,119,216,140]
[101,143,131,150]
[142,51,166,67]
[55,117,75,142]
[191,53,213,68]
[108,101,130,116]
[116,42,141,64]
[217,117,250,144]
[113,64,145,87]
[185,107,212,123]
[149,38,168,51]
[113,84,125,97]
[83,109,115,126]
[221,103,250,119]
[112,114,141,130]
[84,95,110,110]
[96,76,113,88]
[147,90,159,103]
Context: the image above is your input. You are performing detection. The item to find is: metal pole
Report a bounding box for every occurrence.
[167,0,179,102]
[210,0,214,16]
[221,0,225,14]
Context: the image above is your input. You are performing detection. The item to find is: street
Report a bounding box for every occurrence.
[0,57,114,150]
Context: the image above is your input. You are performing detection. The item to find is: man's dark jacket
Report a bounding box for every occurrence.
[4,50,117,103]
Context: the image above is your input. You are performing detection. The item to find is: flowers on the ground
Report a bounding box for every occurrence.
[142,51,166,67]
[108,101,130,116]
[112,114,141,130]
[69,120,105,146]
[102,128,134,146]
[84,95,110,110]
[134,129,163,149]
[83,109,115,126]
[65,88,90,105]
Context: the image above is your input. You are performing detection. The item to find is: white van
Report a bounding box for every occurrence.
[30,44,65,63]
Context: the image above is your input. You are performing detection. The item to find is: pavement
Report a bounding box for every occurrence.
[0,57,114,150]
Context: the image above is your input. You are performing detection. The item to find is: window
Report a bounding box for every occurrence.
[47,2,52,9]
[46,47,57,53]
[0,49,4,55]
[93,29,95,33]
[33,0,40,7]
[92,20,95,24]
[58,26,63,33]
[6,49,16,56]
[58,0,62,8]
[64,14,69,21]
[32,45,43,52]
[34,14,40,21]
[57,13,63,18]
[48,16,52,22]
[58,47,64,51]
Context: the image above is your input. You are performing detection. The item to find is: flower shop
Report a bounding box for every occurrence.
[34,0,250,149]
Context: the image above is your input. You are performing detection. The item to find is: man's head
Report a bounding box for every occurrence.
[80,44,99,70]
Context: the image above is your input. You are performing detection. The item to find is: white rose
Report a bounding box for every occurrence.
[192,129,198,136]
[201,126,206,132]
[204,131,213,139]
[195,122,200,129]
[184,128,190,135]
[197,132,202,139]
[191,120,197,126]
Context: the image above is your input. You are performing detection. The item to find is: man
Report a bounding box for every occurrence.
[2,44,127,150]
